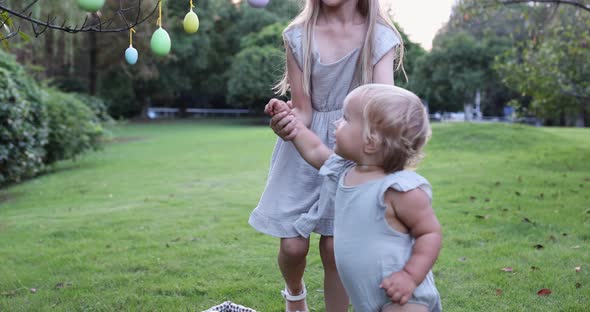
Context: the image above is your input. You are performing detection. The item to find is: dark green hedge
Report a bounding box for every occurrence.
[0,51,48,185]
[1,49,108,186]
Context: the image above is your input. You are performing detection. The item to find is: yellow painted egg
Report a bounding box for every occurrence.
[183,10,199,34]
[150,27,171,56]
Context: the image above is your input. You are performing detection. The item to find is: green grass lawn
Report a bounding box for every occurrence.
[1,120,589,311]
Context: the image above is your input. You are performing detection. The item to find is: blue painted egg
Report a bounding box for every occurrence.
[125,46,138,65]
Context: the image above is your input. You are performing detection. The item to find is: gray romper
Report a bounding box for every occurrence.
[320,154,442,312]
[249,23,400,238]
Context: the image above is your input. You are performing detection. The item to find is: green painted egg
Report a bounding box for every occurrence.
[78,0,105,12]
[150,27,171,56]
[183,10,199,34]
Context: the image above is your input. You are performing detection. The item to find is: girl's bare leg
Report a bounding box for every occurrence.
[279,237,310,311]
[319,236,349,312]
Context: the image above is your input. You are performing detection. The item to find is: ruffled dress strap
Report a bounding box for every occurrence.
[378,170,433,207]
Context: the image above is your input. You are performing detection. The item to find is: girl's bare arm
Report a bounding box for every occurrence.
[373,49,395,85]
[286,42,313,127]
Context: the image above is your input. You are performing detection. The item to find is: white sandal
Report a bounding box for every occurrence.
[281,283,308,312]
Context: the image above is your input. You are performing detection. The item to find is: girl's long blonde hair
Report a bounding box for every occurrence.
[275,0,405,96]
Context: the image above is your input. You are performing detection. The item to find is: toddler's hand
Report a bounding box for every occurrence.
[380,270,417,305]
[264,99,292,116]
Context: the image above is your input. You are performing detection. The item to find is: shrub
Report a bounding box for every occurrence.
[0,50,48,185]
[43,88,106,164]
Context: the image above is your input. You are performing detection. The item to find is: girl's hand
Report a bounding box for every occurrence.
[270,110,299,141]
[380,270,417,305]
[264,99,293,116]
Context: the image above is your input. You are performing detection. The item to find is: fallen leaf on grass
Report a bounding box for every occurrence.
[522,218,534,224]
[469,196,477,201]
[549,235,556,242]
[575,282,582,289]
[572,245,581,249]
[531,266,540,271]
[495,181,501,186]
[29,288,37,293]
[475,215,490,220]
[537,288,552,296]
[534,244,544,250]
[501,267,513,272]
[515,191,521,196]
[575,266,581,272]
[495,289,503,296]
[485,198,490,202]
[55,282,72,289]
[458,257,467,262]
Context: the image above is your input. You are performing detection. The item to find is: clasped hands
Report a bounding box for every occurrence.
[265,98,299,141]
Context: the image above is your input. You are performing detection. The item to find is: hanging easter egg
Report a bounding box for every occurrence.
[150,27,171,56]
[78,0,106,12]
[183,10,199,34]
[247,0,269,8]
[125,46,138,65]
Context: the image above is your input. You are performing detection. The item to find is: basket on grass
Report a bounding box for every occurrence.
[202,301,257,312]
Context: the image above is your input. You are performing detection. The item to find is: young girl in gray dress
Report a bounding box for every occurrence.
[248,1,405,311]
[268,84,442,312]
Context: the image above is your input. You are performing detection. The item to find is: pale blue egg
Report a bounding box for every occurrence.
[125,46,138,65]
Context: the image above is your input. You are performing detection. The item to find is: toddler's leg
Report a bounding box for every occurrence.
[381,303,428,312]
[319,236,349,312]
[279,237,310,311]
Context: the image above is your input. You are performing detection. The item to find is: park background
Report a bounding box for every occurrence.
[1,0,589,311]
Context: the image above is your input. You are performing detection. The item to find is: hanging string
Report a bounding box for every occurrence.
[129,27,136,46]
[190,0,195,10]
[157,0,163,27]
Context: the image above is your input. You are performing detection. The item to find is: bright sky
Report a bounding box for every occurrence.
[384,0,457,50]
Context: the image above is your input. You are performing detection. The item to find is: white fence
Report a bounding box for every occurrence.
[147,107,250,119]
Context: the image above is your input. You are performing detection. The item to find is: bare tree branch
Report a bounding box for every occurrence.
[497,0,590,12]
[0,0,159,41]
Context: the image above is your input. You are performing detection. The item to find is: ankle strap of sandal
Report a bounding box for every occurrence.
[281,284,307,301]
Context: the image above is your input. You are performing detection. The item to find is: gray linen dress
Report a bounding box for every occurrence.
[249,23,400,238]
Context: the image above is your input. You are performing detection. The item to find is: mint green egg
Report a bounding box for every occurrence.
[183,10,199,34]
[150,27,171,56]
[78,0,105,12]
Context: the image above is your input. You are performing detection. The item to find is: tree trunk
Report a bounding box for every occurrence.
[134,82,150,119]
[577,103,587,127]
[88,31,98,95]
[45,29,54,78]
[87,13,99,95]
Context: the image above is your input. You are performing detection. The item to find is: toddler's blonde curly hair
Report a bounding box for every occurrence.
[352,84,431,173]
